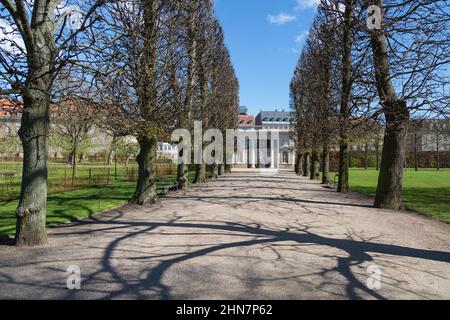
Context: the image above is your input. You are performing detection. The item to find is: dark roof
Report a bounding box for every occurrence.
[239,106,248,115]
[257,110,294,122]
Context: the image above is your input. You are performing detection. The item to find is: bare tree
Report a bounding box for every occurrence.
[51,98,98,186]
[95,1,181,205]
[430,120,450,171]
[175,0,201,190]
[0,0,105,245]
[95,1,238,200]
[367,0,450,209]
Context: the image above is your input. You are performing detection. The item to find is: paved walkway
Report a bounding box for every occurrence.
[0,169,449,300]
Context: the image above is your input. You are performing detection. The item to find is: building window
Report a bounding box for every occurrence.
[247,120,253,125]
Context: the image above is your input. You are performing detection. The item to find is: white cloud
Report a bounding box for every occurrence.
[268,13,297,25]
[295,31,309,44]
[0,19,25,54]
[295,0,320,10]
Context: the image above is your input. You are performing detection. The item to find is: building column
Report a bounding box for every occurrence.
[251,144,256,168]
[248,138,255,168]
[270,140,275,169]
[243,138,248,166]
[276,140,280,169]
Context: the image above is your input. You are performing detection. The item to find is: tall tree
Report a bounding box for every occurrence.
[51,98,97,186]
[0,0,104,245]
[368,0,449,209]
[96,1,181,205]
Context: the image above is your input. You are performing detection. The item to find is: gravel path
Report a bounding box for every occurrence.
[0,169,449,300]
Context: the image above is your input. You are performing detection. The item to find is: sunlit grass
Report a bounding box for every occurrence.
[345,169,450,223]
[0,171,212,237]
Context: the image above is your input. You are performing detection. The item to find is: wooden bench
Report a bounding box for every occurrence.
[0,173,17,177]
[157,181,178,196]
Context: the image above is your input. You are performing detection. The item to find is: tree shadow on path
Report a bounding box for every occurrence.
[54,213,450,300]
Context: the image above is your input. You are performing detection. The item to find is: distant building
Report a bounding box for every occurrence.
[255,109,295,131]
[0,99,21,136]
[238,106,255,129]
[407,119,450,152]
[0,99,113,159]
[157,142,178,162]
[233,109,296,169]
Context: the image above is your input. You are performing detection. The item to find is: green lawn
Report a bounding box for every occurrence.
[0,160,176,200]
[0,171,212,237]
[344,169,450,223]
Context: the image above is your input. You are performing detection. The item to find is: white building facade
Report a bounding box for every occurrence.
[233,110,296,169]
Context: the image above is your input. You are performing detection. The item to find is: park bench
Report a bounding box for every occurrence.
[0,172,17,177]
[156,177,178,196]
[158,184,178,196]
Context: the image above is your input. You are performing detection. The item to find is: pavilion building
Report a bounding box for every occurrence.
[234,108,296,169]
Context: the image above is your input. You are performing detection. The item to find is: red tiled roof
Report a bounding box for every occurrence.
[0,99,22,119]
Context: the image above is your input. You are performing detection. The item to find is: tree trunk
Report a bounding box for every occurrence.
[176,139,189,190]
[105,143,114,165]
[71,153,77,187]
[374,112,409,209]
[224,144,232,174]
[125,156,130,173]
[370,0,410,210]
[414,132,419,171]
[71,144,78,187]
[295,151,303,175]
[194,163,207,183]
[436,136,440,171]
[310,150,320,181]
[337,0,353,194]
[176,2,197,189]
[129,136,157,205]
[321,145,330,185]
[177,162,189,190]
[218,164,224,176]
[303,153,310,177]
[15,98,50,246]
[337,142,350,193]
[211,163,219,178]
[364,143,369,170]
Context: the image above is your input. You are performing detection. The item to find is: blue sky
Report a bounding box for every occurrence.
[214,0,319,115]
